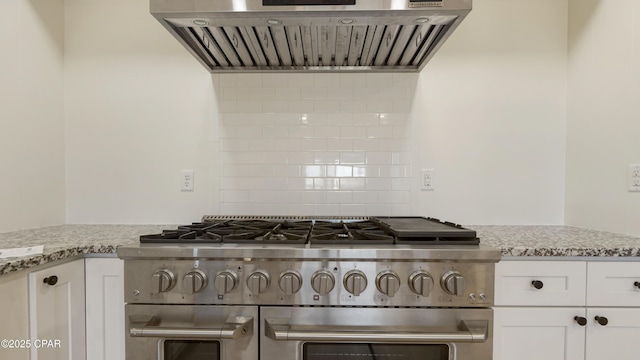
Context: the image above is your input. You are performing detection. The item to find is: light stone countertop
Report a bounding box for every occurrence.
[1,224,639,276]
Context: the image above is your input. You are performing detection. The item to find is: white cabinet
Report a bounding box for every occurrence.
[29,259,86,360]
[494,307,586,360]
[585,308,640,360]
[494,260,640,360]
[0,271,30,360]
[85,258,125,360]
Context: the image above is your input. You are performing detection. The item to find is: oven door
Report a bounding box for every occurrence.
[125,304,258,360]
[261,307,492,360]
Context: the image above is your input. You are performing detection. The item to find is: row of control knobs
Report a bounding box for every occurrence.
[151,269,468,297]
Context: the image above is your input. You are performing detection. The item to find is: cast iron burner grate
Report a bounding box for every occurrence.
[139,222,228,243]
[309,221,395,245]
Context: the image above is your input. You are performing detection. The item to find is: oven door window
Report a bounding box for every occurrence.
[303,343,448,360]
[163,340,220,360]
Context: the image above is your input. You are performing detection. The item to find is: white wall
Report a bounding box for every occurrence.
[0,0,66,232]
[416,0,568,224]
[64,0,217,224]
[566,0,640,236]
[64,0,568,225]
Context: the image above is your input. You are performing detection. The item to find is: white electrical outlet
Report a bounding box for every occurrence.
[421,169,435,191]
[629,164,640,192]
[181,170,194,191]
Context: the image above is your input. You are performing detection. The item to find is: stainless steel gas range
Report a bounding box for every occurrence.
[117,216,500,360]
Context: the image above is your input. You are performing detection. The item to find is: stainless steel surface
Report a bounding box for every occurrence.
[265,319,487,342]
[130,316,253,339]
[150,0,472,73]
[182,269,207,294]
[121,215,499,359]
[125,304,258,360]
[123,257,495,307]
[375,269,400,297]
[261,307,493,360]
[118,243,502,262]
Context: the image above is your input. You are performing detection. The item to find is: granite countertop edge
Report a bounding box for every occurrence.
[1,224,639,276]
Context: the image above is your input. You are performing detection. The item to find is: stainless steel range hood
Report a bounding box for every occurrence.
[150,0,471,73]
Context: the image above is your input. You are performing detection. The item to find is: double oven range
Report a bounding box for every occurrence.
[117,216,500,360]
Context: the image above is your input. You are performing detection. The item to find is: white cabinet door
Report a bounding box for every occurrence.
[585,308,640,360]
[0,271,30,360]
[85,258,125,360]
[494,307,586,360]
[29,259,86,360]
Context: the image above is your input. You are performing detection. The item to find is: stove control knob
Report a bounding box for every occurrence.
[151,270,176,293]
[214,270,239,294]
[183,269,208,295]
[376,270,401,297]
[311,270,335,296]
[441,271,467,296]
[279,270,303,295]
[344,270,368,296]
[409,270,434,297]
[246,270,271,295]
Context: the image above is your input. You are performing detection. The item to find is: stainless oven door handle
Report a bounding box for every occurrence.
[129,316,253,339]
[265,319,488,343]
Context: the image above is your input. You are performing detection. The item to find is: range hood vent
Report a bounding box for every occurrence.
[151,0,471,73]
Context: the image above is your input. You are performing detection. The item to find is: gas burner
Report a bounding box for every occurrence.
[139,222,227,243]
[204,220,310,244]
[309,221,394,245]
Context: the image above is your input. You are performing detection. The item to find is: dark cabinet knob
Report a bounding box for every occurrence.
[634,281,640,289]
[574,316,587,326]
[531,280,544,289]
[43,276,58,286]
[595,316,608,326]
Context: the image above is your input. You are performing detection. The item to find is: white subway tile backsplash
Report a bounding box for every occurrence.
[287,151,314,164]
[262,100,289,113]
[313,74,341,87]
[313,126,341,138]
[340,100,368,113]
[274,139,302,151]
[326,139,353,151]
[326,191,352,204]
[339,152,366,164]
[301,87,328,100]
[366,178,393,191]
[340,178,366,191]
[339,204,366,216]
[276,87,302,100]
[314,178,340,190]
[302,165,326,177]
[314,152,340,165]
[353,113,380,125]
[217,75,414,216]
[300,191,327,203]
[301,139,327,151]
[352,191,379,204]
[314,100,342,112]
[314,204,341,216]
[327,113,353,126]
[288,100,314,113]
[353,139,380,151]
[221,190,249,203]
[327,165,353,178]
[340,126,366,138]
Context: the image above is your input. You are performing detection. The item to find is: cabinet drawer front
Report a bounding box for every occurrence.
[495,261,586,306]
[587,262,640,307]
